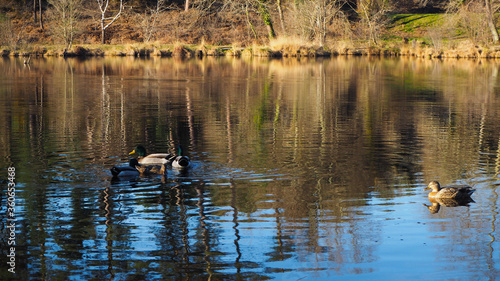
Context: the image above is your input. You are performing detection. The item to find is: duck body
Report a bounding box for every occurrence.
[111,158,167,178]
[424,181,475,200]
[111,159,141,178]
[136,163,168,176]
[130,145,192,170]
[169,145,192,170]
[170,155,191,169]
[130,145,172,165]
[138,153,173,165]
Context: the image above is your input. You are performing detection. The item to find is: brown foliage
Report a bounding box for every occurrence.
[1,2,272,47]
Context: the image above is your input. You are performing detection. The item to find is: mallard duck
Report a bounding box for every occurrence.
[129,145,173,165]
[110,159,141,177]
[170,145,191,169]
[423,181,475,200]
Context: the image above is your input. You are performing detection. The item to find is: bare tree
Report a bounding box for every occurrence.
[0,18,28,51]
[0,19,15,49]
[34,0,38,23]
[356,0,391,45]
[417,0,431,7]
[290,0,346,46]
[33,0,44,29]
[96,0,124,44]
[48,0,82,49]
[139,0,166,42]
[447,0,499,44]
[40,0,44,29]
[246,1,258,39]
[484,0,499,43]
[220,0,275,40]
[277,0,286,34]
[254,0,276,39]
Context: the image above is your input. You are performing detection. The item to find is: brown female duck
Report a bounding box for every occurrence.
[423,181,475,200]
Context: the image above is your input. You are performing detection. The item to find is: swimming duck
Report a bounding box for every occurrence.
[170,145,191,169]
[423,181,475,200]
[110,159,141,177]
[129,145,172,165]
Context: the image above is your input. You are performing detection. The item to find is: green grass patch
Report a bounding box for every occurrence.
[388,14,446,33]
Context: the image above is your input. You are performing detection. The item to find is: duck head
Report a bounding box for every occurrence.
[178,144,184,156]
[424,181,441,192]
[130,145,147,157]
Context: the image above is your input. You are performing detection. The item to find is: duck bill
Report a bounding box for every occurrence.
[129,150,136,155]
[423,187,430,191]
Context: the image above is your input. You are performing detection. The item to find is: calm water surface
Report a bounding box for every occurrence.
[1,56,500,280]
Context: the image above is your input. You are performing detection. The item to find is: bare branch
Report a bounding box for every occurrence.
[96,0,124,44]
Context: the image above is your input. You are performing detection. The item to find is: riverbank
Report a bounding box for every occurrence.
[3,39,500,59]
[3,6,500,60]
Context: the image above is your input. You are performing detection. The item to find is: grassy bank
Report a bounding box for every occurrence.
[4,38,500,59]
[3,13,500,60]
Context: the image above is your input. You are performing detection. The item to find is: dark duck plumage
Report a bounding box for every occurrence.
[110,159,141,177]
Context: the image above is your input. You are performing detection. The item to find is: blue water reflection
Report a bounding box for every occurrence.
[1,56,500,280]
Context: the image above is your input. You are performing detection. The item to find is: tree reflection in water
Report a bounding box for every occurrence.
[1,56,500,279]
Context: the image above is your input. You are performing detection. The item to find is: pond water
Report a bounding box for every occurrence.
[1,56,500,280]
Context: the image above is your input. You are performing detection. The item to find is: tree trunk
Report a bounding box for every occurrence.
[277,0,286,35]
[245,2,258,39]
[39,0,43,29]
[33,0,37,23]
[485,0,500,43]
[185,0,190,11]
[265,23,275,40]
[101,22,105,44]
[97,0,124,44]
[418,0,430,8]
[256,0,275,39]
[318,0,326,46]
[359,1,377,45]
